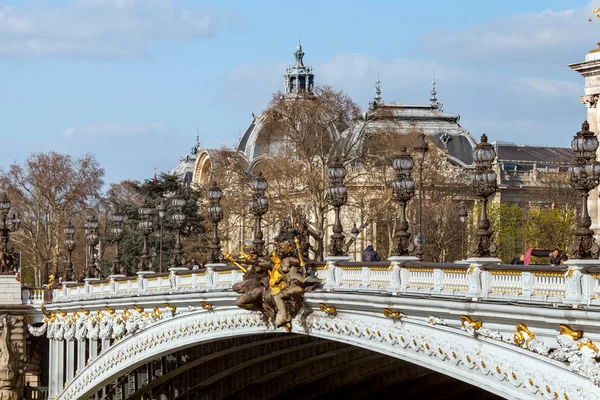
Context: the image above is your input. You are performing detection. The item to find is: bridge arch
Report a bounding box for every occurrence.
[59,306,595,400]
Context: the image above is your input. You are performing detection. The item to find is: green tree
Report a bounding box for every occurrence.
[106,174,209,275]
[490,202,525,264]
[524,207,575,254]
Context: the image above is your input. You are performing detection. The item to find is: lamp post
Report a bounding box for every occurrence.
[413,132,429,260]
[569,121,600,259]
[470,134,498,258]
[458,203,468,261]
[138,199,154,271]
[84,214,100,279]
[391,147,416,256]
[207,181,224,264]
[171,196,187,267]
[249,171,268,256]
[0,193,21,274]
[63,222,76,281]
[350,223,359,261]
[327,157,348,257]
[110,213,125,275]
[157,200,166,272]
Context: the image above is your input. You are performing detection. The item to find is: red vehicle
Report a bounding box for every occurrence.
[523,248,553,265]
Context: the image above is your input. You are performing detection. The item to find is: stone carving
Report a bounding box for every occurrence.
[27,323,47,337]
[0,315,23,400]
[581,94,600,109]
[513,323,549,356]
[550,324,600,385]
[232,218,320,328]
[428,316,447,325]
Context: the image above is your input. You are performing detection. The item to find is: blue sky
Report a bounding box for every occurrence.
[1,0,598,185]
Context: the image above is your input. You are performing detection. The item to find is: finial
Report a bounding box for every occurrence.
[480,134,488,144]
[430,75,438,108]
[153,167,158,182]
[374,72,382,104]
[294,40,304,67]
[582,120,591,132]
[196,125,200,147]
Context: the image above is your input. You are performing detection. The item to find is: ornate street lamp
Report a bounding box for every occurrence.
[63,222,76,281]
[413,133,429,260]
[84,214,100,279]
[110,213,125,275]
[171,196,187,267]
[458,203,468,260]
[327,157,348,257]
[249,171,268,256]
[391,147,416,256]
[207,181,224,264]
[470,134,497,258]
[569,121,600,259]
[157,200,166,272]
[351,223,359,261]
[138,199,154,271]
[0,193,20,274]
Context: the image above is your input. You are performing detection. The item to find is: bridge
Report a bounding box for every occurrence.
[14,257,600,399]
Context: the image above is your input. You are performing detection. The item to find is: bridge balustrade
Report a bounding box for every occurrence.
[46,259,596,306]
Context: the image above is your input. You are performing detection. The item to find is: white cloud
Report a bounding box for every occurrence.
[424,2,600,64]
[61,122,168,138]
[0,0,236,58]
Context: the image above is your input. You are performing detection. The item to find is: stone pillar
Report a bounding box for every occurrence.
[66,340,75,383]
[48,340,55,396]
[89,338,98,361]
[570,49,600,232]
[57,339,64,394]
[77,339,86,375]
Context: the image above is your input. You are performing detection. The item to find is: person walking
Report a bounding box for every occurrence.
[362,245,380,262]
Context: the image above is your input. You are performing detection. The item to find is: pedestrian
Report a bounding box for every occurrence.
[191,258,200,270]
[511,253,525,265]
[362,245,380,262]
[549,249,562,266]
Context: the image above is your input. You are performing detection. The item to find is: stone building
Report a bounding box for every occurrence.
[169,42,575,258]
[570,45,600,232]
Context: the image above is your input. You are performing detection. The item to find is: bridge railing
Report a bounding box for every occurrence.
[51,265,242,302]
[49,259,599,306]
[21,287,48,305]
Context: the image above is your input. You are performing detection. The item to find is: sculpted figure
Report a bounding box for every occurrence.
[232,217,320,329]
[0,315,22,400]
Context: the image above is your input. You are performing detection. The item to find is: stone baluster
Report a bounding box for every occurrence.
[361,267,370,287]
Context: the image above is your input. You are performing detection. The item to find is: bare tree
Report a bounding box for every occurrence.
[0,152,104,285]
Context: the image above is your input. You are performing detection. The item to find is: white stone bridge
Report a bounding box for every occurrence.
[21,258,600,399]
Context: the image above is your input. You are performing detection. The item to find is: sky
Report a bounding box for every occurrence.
[1,0,600,185]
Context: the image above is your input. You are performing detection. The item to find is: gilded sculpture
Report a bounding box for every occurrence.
[231,218,320,329]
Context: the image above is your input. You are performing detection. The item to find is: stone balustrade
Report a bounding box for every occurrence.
[47,259,600,306]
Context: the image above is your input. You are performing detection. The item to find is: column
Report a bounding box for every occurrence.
[102,338,110,352]
[66,340,75,383]
[89,338,98,361]
[57,340,65,394]
[48,340,55,397]
[77,340,86,374]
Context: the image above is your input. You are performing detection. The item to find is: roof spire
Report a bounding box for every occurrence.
[153,167,158,182]
[294,40,304,67]
[374,72,382,104]
[196,125,200,148]
[430,72,443,111]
